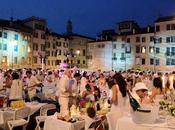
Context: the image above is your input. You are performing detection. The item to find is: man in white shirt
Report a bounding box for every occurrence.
[58,69,72,116]
[69,72,81,107]
[26,70,41,100]
[132,82,149,105]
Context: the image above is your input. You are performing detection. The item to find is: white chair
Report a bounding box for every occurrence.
[106,111,123,130]
[7,107,31,130]
[35,104,56,130]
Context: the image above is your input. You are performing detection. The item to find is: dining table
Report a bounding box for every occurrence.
[0,102,47,125]
[116,116,175,130]
[44,113,85,130]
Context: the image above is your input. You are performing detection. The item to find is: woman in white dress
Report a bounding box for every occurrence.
[80,71,88,95]
[108,73,128,112]
[9,72,23,101]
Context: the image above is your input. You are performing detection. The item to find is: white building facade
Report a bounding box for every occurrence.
[88,16,175,72]
[88,40,134,71]
[0,20,31,69]
[23,16,47,69]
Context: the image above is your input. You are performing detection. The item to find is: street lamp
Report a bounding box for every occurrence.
[76,50,80,67]
[27,46,31,68]
[27,46,31,53]
[2,58,5,70]
[76,50,80,55]
[38,51,46,70]
[10,41,16,69]
[153,36,157,72]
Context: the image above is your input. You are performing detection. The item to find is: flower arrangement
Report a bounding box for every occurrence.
[10,100,25,109]
[159,100,175,117]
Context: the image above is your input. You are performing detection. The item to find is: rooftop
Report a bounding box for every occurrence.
[23,16,46,23]
[67,33,95,41]
[0,19,33,33]
[155,15,175,22]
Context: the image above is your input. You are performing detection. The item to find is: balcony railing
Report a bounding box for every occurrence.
[120,57,126,60]
[165,52,175,56]
[86,55,92,59]
[112,57,117,60]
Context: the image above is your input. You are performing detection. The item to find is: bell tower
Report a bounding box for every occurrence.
[66,19,73,35]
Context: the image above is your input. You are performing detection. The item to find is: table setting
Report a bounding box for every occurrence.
[116,96,175,130]
[44,99,109,130]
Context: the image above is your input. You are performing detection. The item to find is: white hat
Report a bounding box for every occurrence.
[133,82,148,92]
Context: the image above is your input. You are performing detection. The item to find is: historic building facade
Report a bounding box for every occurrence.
[88,16,175,71]
[0,19,32,69]
[45,32,69,69]
[23,16,47,69]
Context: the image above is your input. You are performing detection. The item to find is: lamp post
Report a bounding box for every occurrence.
[10,41,16,69]
[76,50,80,56]
[2,58,5,70]
[27,46,31,68]
[65,51,70,68]
[124,43,127,71]
[153,37,157,72]
[38,51,46,70]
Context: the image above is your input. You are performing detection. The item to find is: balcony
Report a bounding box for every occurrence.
[120,57,126,60]
[86,55,92,59]
[165,52,175,56]
[112,57,117,60]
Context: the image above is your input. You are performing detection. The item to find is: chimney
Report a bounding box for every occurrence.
[132,29,135,34]
[105,35,108,40]
[10,17,13,27]
[147,26,150,32]
[96,36,98,41]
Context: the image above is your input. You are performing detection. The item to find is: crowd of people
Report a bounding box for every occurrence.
[0,68,175,129]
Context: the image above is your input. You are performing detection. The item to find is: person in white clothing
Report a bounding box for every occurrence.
[108,73,128,112]
[26,70,41,100]
[80,71,88,95]
[85,107,105,130]
[132,82,149,105]
[43,71,56,100]
[58,69,72,116]
[9,72,23,101]
[69,72,81,107]
[97,73,108,99]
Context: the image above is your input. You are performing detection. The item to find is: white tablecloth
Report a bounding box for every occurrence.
[0,110,15,125]
[0,102,47,125]
[116,116,175,130]
[44,115,85,130]
[25,102,47,115]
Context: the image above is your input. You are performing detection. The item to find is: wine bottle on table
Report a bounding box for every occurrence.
[96,102,100,111]
[127,90,140,111]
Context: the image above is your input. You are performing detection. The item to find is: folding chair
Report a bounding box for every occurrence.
[7,107,31,130]
[35,104,56,130]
